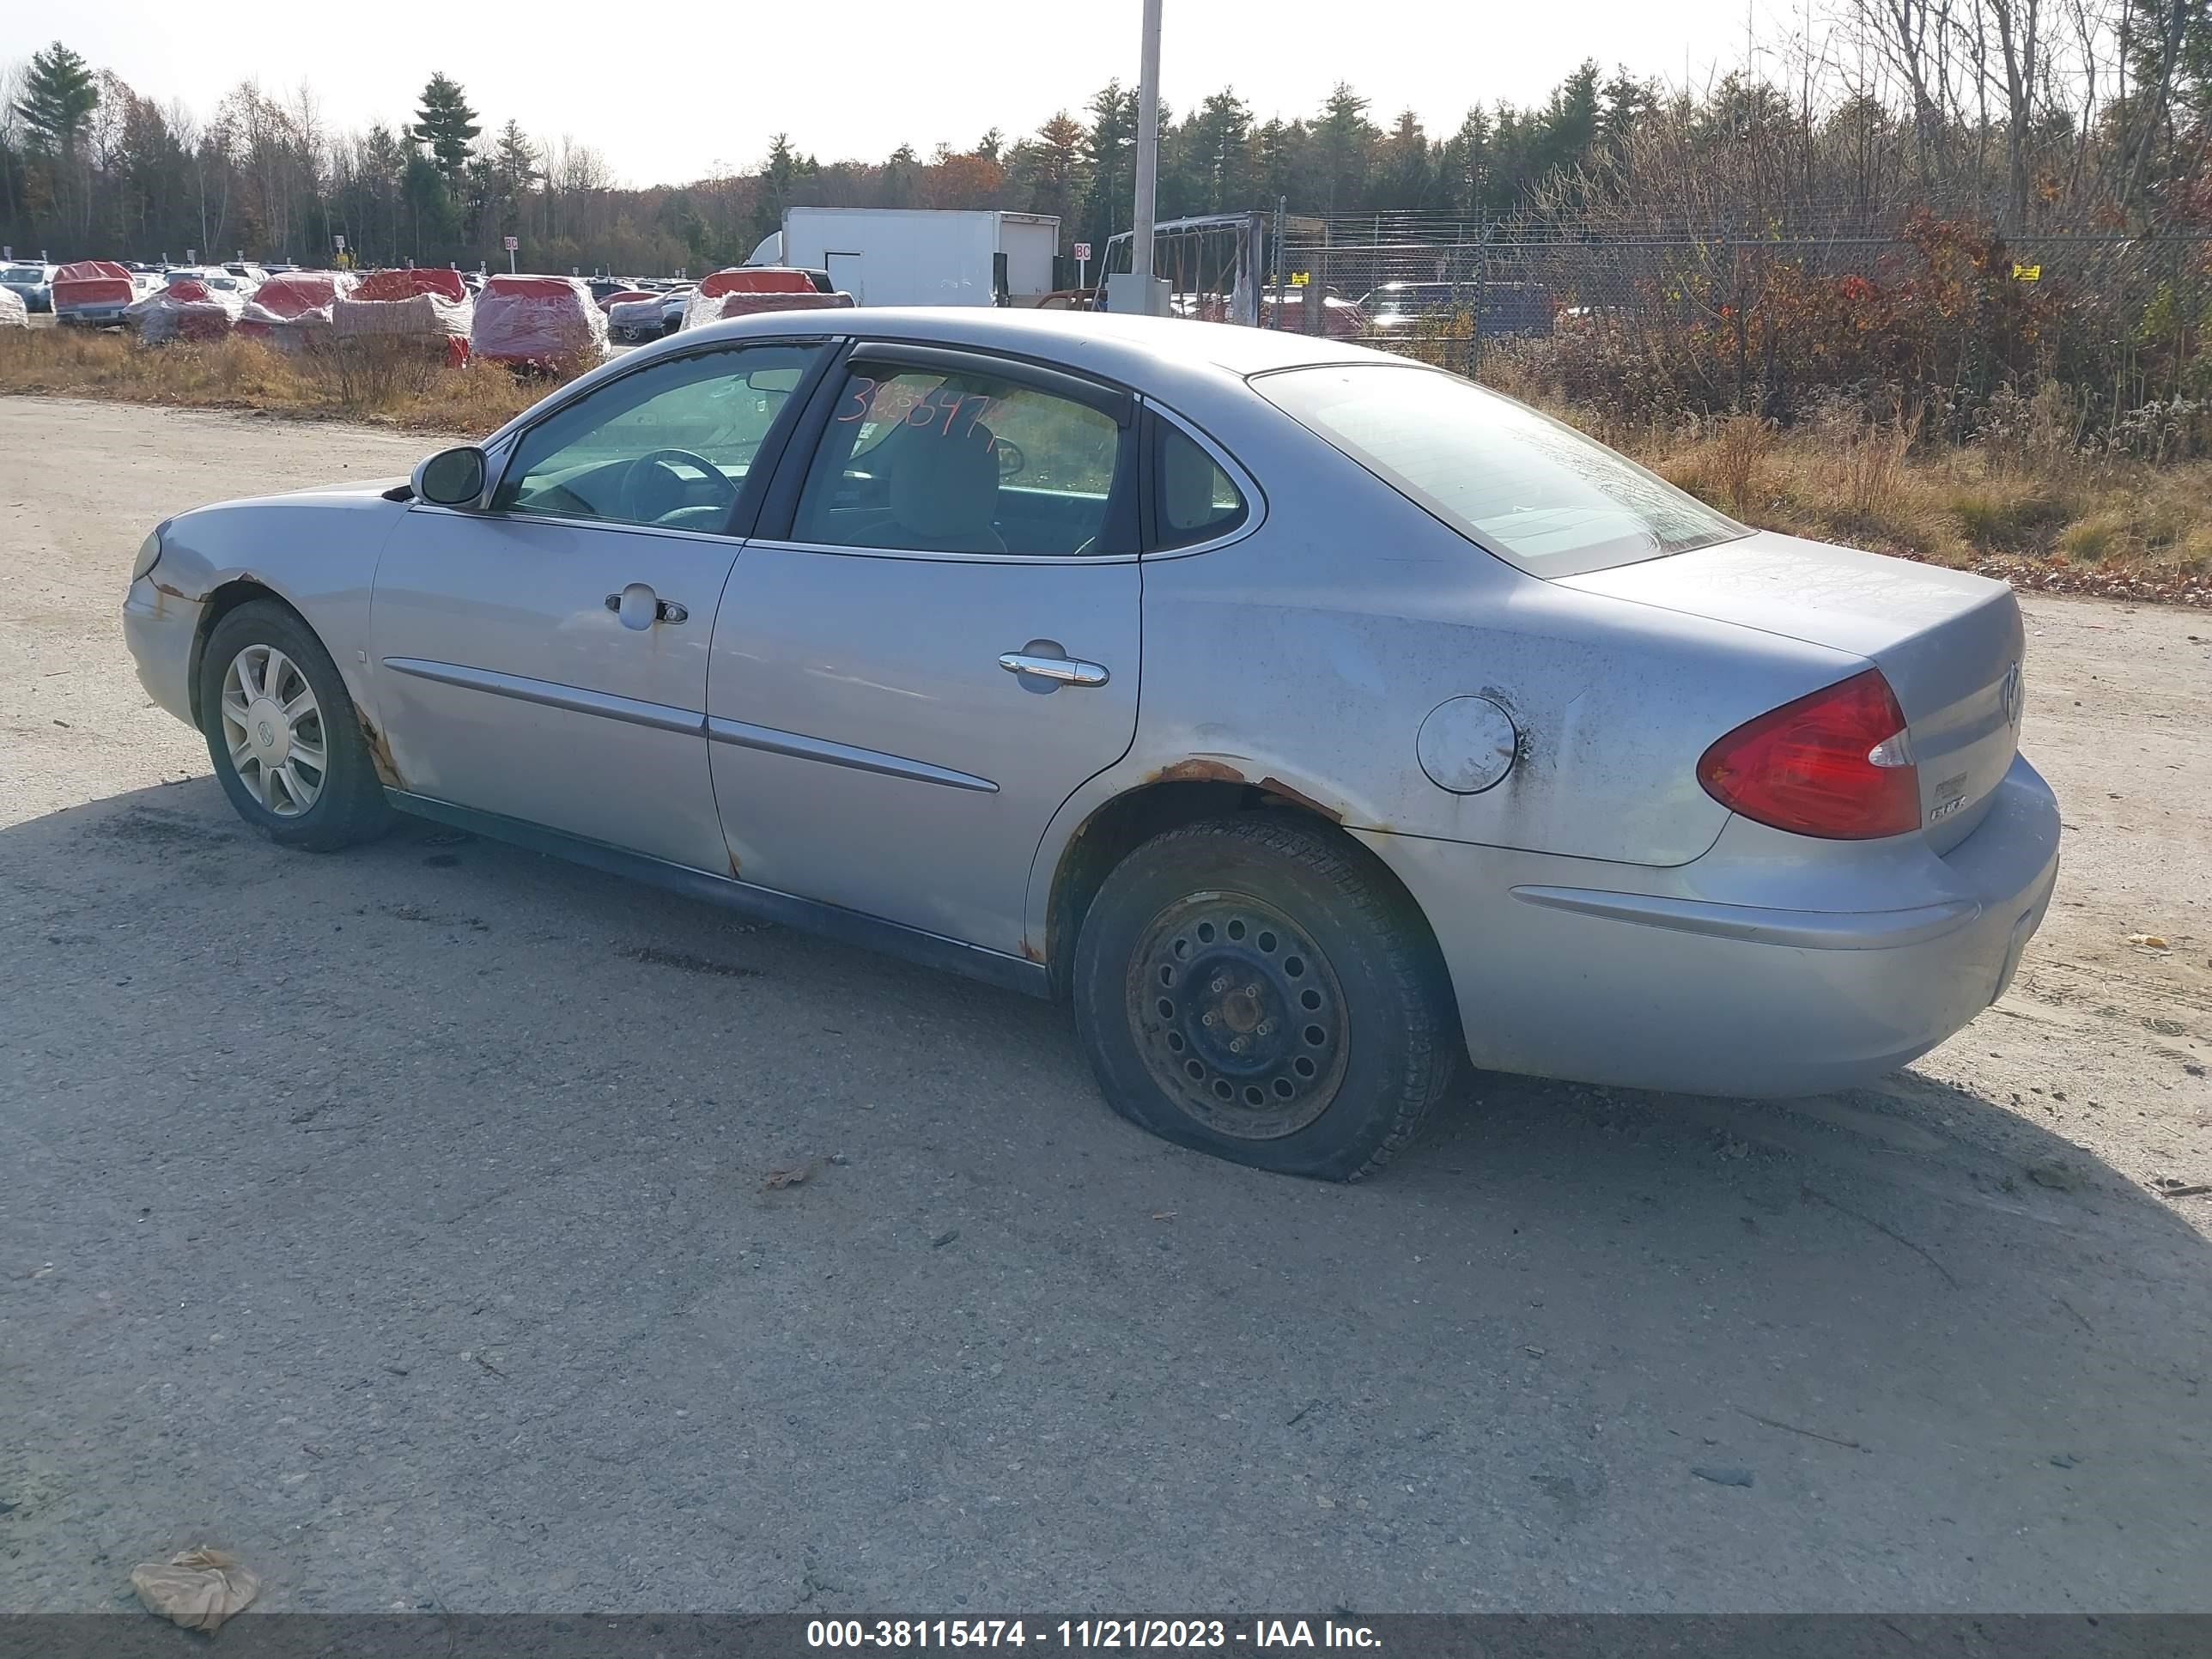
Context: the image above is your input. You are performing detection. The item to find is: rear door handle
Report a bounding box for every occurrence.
[1000,651,1109,687]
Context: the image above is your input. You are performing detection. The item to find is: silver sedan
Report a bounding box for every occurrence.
[121,308,2060,1178]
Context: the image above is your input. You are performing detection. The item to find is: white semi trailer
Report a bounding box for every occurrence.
[748,209,1060,307]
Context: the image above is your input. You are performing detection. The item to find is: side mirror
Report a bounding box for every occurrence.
[413,446,487,508]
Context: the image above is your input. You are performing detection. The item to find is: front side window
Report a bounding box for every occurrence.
[494,341,823,530]
[1255,364,1747,576]
[792,366,1124,556]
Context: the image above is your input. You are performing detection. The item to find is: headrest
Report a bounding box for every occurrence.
[888,426,1000,549]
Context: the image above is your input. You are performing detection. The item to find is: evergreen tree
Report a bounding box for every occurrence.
[1537,60,1602,178]
[410,73,479,188]
[1188,90,1254,213]
[1313,82,1377,213]
[1006,112,1089,233]
[1441,108,1492,217]
[13,42,100,155]
[480,119,536,246]
[1380,109,1432,210]
[1081,81,1139,251]
[402,150,457,260]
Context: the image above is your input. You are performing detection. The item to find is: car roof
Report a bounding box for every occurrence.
[673,306,1389,380]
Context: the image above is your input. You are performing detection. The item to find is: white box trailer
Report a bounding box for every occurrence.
[765,208,1060,307]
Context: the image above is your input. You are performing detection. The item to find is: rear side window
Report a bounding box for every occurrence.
[1254,363,1747,576]
[793,366,1126,556]
[1153,423,1248,549]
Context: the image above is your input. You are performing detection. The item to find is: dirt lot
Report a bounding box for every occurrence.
[2,396,2208,1613]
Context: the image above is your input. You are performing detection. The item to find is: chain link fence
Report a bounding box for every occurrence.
[1264,228,2212,442]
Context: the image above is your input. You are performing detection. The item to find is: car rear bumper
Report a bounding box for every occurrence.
[58,306,131,325]
[1358,754,2061,1098]
[123,574,202,728]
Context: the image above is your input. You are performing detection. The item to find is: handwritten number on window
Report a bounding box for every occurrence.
[836,374,879,422]
[836,375,996,448]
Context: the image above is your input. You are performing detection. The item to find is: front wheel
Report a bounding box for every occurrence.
[1073,815,1462,1181]
[198,600,393,851]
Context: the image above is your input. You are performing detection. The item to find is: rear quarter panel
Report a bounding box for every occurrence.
[1021,404,1869,948]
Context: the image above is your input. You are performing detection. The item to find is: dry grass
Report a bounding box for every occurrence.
[1475,348,2210,597]
[1649,419,2212,587]
[0,328,540,435]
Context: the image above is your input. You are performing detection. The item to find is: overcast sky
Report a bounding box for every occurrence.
[6,4,1763,186]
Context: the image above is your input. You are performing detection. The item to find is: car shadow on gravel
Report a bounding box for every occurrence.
[5,779,2209,1610]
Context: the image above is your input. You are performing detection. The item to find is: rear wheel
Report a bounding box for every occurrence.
[199,600,392,851]
[1073,815,1462,1180]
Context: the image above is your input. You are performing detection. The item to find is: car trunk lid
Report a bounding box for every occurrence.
[1559,532,2026,850]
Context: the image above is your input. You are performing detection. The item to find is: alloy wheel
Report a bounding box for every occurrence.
[219,643,326,817]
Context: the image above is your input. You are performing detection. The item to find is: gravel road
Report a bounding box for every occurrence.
[2,397,2208,1614]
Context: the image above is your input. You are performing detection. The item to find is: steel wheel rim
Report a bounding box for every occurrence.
[219,643,326,817]
[1126,890,1352,1139]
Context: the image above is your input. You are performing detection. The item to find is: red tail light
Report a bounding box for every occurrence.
[1698,668,1920,840]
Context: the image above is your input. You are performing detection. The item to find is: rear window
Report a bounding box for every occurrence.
[1254,363,1747,576]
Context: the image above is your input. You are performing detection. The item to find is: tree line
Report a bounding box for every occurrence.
[9,4,2212,276]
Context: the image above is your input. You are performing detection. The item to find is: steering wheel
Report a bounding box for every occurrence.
[622,447,738,524]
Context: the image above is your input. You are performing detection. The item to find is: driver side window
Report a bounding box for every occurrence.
[493,342,824,531]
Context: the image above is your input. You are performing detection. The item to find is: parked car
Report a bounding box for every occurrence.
[167,266,258,301]
[128,275,246,343]
[1,262,56,313]
[52,260,139,325]
[659,287,696,335]
[332,267,474,366]
[469,273,610,368]
[1358,280,1553,338]
[236,270,357,349]
[611,287,685,343]
[120,310,2059,1180]
[1255,289,1367,339]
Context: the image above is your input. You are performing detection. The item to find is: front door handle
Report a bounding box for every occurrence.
[605,586,687,629]
[1000,651,1109,687]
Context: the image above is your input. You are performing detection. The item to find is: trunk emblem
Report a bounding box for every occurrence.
[1999,662,2023,729]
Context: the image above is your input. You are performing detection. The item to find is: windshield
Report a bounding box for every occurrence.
[2,266,44,283]
[1254,363,1748,576]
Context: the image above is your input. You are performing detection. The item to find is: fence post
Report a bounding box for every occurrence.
[1273,196,1287,331]
[1471,225,1489,380]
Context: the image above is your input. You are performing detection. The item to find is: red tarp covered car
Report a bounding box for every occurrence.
[52,261,137,326]
[127,276,246,343]
[680,270,846,331]
[332,267,473,364]
[471,273,610,367]
[237,270,358,349]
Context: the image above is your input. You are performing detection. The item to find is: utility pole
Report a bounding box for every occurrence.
[1130,0,1163,304]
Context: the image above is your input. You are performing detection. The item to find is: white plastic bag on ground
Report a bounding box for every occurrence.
[131,1547,260,1632]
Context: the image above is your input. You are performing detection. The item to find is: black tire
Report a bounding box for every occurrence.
[198,599,393,852]
[1072,814,1462,1181]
